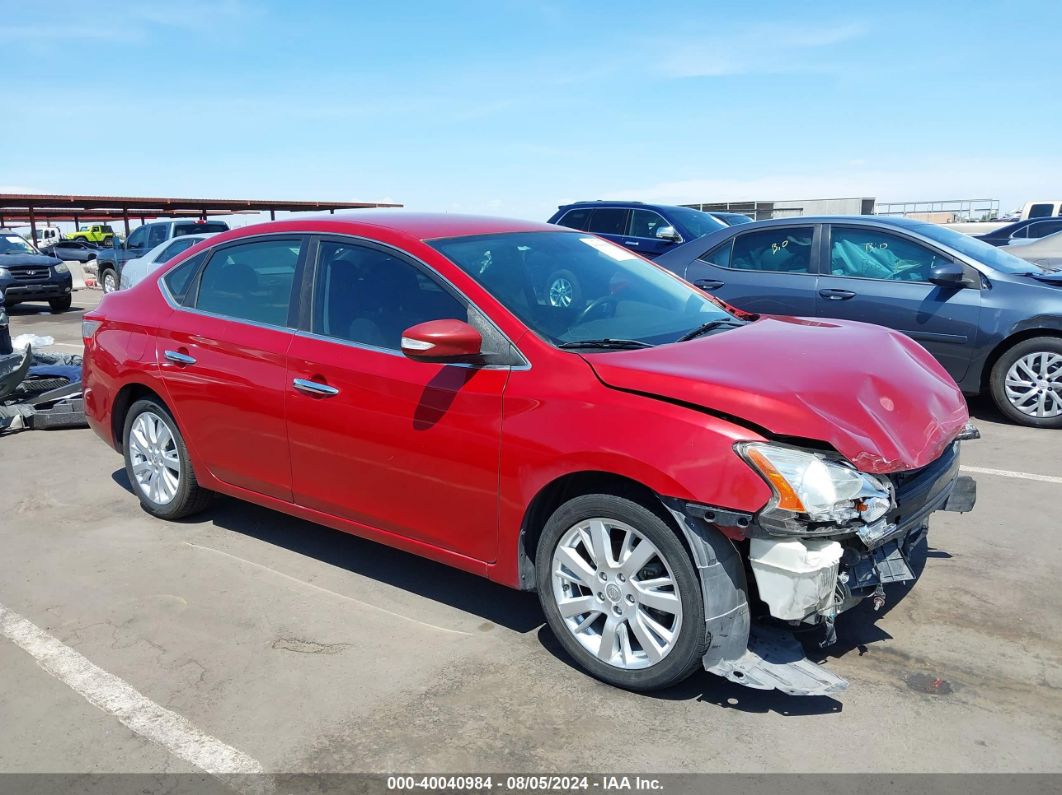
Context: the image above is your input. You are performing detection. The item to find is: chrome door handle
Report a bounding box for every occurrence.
[164,350,196,365]
[293,378,340,397]
[818,288,857,301]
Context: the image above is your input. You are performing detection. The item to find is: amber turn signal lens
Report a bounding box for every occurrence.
[745,446,807,513]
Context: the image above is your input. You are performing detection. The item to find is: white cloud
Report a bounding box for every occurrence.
[656,22,868,78]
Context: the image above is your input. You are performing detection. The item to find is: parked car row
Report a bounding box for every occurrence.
[549,202,1062,429]
[96,218,230,293]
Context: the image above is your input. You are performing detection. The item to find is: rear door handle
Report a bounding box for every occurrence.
[819,288,857,300]
[163,350,196,365]
[293,378,340,397]
[694,279,725,290]
[623,240,640,246]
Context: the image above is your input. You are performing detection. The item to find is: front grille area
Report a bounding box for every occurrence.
[9,267,51,283]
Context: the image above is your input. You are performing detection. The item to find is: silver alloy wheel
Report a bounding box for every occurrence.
[551,517,682,670]
[128,411,181,505]
[1005,351,1062,418]
[548,277,574,308]
[102,270,118,293]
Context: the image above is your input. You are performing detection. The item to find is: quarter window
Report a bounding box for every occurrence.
[830,227,944,282]
[587,208,630,236]
[628,209,670,239]
[312,241,466,350]
[195,238,301,326]
[726,227,815,273]
[162,252,206,305]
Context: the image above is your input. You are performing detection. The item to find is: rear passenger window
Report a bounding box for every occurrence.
[557,208,591,231]
[146,224,168,249]
[195,239,301,326]
[162,252,206,305]
[587,208,630,236]
[312,241,466,350]
[727,227,815,273]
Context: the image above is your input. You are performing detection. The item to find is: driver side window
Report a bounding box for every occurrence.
[829,227,944,282]
[126,226,148,249]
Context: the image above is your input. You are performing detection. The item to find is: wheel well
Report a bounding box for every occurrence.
[517,471,677,591]
[111,383,165,452]
[980,329,1062,392]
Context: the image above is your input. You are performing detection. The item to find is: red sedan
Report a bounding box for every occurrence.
[82,213,976,695]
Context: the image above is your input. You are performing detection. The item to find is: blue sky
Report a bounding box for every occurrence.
[2,0,1060,225]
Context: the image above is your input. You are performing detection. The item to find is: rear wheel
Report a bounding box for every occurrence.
[536,493,707,691]
[123,398,213,519]
[48,296,72,312]
[989,337,1062,428]
[546,270,581,309]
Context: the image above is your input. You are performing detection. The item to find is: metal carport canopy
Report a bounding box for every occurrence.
[0,192,403,239]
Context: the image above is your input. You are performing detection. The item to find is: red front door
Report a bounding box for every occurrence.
[285,336,508,562]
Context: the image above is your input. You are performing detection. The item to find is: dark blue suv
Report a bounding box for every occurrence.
[548,201,726,260]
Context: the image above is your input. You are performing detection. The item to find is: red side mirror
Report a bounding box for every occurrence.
[400,319,483,363]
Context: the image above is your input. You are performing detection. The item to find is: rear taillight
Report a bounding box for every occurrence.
[82,319,102,342]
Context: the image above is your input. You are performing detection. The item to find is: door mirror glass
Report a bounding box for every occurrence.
[655,225,681,243]
[401,319,482,363]
[928,261,965,286]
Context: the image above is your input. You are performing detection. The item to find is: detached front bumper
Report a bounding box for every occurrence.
[666,440,976,697]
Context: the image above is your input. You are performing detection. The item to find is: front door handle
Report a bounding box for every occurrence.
[164,350,196,365]
[694,279,725,290]
[293,378,340,397]
[819,288,857,301]
[623,240,640,246]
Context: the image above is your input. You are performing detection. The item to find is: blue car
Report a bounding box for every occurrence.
[655,216,1062,428]
[548,201,726,259]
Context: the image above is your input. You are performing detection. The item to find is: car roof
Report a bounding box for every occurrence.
[709,215,937,229]
[557,200,704,213]
[219,212,559,242]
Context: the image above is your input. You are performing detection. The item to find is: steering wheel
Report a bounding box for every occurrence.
[576,295,619,324]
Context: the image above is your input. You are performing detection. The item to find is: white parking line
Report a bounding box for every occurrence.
[961,465,1062,485]
[184,542,472,636]
[0,601,265,779]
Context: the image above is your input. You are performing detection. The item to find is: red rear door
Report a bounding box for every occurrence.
[156,235,306,501]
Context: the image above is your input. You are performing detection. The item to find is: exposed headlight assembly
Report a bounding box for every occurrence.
[53,262,69,274]
[0,267,11,280]
[737,442,893,535]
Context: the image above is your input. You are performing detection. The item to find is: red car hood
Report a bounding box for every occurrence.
[586,316,970,474]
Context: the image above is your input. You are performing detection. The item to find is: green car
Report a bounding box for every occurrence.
[67,224,116,244]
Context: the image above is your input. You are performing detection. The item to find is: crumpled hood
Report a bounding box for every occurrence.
[587,316,970,474]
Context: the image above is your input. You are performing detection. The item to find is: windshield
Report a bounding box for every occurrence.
[912,223,1045,273]
[0,234,37,255]
[432,231,735,347]
[666,207,727,239]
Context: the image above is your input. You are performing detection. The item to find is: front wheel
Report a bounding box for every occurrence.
[123,398,213,519]
[48,296,72,312]
[535,493,707,691]
[100,268,119,293]
[989,337,1062,428]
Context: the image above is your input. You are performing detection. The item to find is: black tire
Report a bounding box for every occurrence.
[123,398,213,520]
[100,268,118,293]
[545,269,582,309]
[989,336,1062,428]
[48,296,72,313]
[535,493,707,691]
